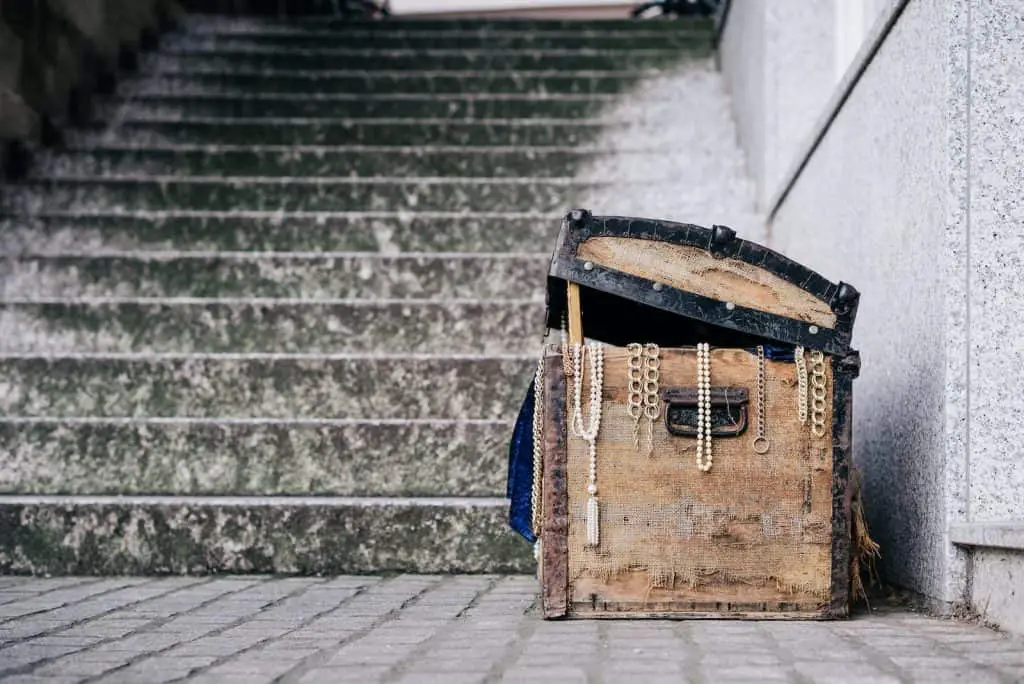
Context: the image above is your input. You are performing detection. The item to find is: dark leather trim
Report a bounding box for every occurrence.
[546,210,859,354]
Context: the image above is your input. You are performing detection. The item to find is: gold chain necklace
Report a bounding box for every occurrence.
[530,356,545,543]
[626,343,644,451]
[795,345,808,424]
[810,350,828,438]
[642,344,661,456]
[752,345,771,454]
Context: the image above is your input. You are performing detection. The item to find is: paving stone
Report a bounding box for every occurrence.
[398,674,488,684]
[0,578,1021,682]
[793,661,902,684]
[501,666,589,683]
[296,665,392,682]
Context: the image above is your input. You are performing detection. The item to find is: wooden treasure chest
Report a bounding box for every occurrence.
[508,209,863,619]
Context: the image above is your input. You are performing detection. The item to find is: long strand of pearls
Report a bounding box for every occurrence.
[571,342,604,547]
[695,342,713,473]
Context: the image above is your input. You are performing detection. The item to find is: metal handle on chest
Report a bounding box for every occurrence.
[660,386,749,438]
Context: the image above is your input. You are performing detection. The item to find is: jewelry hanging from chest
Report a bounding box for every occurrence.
[751,345,771,455]
[626,343,644,451]
[625,343,660,456]
[642,344,661,456]
[695,342,713,472]
[530,356,545,546]
[571,343,605,548]
[795,346,809,424]
[810,350,828,438]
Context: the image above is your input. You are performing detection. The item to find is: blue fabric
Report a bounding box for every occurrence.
[762,344,795,361]
[507,379,537,543]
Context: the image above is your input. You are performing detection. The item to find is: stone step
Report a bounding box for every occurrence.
[95,93,617,121]
[0,418,511,497]
[0,300,545,354]
[36,145,623,178]
[121,70,660,95]
[148,47,697,72]
[0,212,561,255]
[0,354,533,420]
[0,253,548,299]
[0,495,533,574]
[186,16,707,31]
[165,30,703,51]
[75,118,610,147]
[1,177,593,213]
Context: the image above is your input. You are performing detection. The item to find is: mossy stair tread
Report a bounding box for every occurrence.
[0,495,532,574]
[0,299,545,354]
[1,176,598,212]
[0,419,511,497]
[0,354,534,420]
[0,212,562,254]
[35,145,640,178]
[0,254,549,299]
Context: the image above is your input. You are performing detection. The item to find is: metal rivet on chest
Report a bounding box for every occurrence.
[652,282,664,291]
[725,302,736,310]
[809,325,820,334]
[583,261,594,271]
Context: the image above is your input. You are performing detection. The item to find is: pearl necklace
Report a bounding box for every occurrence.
[695,342,713,472]
[571,342,604,547]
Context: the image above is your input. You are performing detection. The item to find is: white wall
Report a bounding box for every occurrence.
[719,0,838,210]
[765,0,967,605]
[720,0,1024,631]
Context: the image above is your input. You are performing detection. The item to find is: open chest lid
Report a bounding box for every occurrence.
[545,210,860,355]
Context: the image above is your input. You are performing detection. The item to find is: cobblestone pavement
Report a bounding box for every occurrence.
[0,576,1021,684]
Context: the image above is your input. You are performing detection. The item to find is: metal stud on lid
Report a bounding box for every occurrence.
[726,302,736,310]
[652,282,664,291]
[809,325,820,335]
[583,261,594,271]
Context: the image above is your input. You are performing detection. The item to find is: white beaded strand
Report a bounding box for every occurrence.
[571,342,604,547]
[695,342,713,473]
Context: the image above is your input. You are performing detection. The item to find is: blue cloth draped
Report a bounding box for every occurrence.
[507,378,537,543]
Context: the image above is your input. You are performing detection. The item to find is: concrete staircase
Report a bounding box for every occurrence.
[0,14,715,574]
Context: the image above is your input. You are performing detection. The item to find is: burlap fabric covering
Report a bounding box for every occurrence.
[559,346,835,608]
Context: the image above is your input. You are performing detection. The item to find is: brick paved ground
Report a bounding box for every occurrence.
[0,576,1021,684]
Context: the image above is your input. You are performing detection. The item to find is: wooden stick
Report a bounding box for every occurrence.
[567,282,583,345]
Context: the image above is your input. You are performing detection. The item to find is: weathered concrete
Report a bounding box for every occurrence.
[0,498,530,575]
[0,356,533,420]
[1,177,590,213]
[0,14,757,578]
[90,94,621,122]
[0,213,562,255]
[0,0,180,169]
[0,301,545,354]
[0,254,549,300]
[148,46,699,71]
[0,419,510,496]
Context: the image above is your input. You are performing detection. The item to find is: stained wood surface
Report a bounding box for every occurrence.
[547,345,837,618]
[540,353,570,618]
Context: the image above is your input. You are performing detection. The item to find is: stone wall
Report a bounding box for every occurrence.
[0,0,182,176]
[719,0,1024,634]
